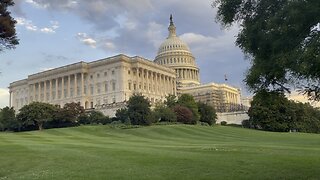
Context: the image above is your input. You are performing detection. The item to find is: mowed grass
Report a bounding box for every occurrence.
[0,125,320,180]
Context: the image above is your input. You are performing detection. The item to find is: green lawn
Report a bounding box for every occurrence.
[0,125,319,180]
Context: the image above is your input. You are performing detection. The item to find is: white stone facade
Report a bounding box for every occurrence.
[179,83,241,112]
[9,15,243,117]
[9,55,176,116]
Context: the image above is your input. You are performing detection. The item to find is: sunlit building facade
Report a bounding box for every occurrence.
[9,15,241,116]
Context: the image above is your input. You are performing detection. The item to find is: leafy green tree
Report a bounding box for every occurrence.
[153,102,177,122]
[88,111,109,124]
[0,106,19,131]
[115,108,129,124]
[177,94,200,122]
[164,94,177,108]
[248,90,294,132]
[0,0,19,51]
[198,102,217,125]
[127,94,152,125]
[61,102,85,123]
[173,105,195,124]
[214,0,320,100]
[17,102,57,130]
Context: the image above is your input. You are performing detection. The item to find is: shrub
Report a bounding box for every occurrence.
[173,105,196,124]
[198,102,217,125]
[220,121,227,126]
[115,108,129,124]
[177,94,200,122]
[127,94,152,125]
[153,103,177,122]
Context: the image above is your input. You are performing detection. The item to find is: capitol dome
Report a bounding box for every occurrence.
[154,15,200,88]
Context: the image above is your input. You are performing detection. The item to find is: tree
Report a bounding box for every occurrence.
[153,102,177,122]
[198,102,217,125]
[164,94,177,108]
[17,102,57,130]
[173,105,195,124]
[115,108,129,124]
[214,0,320,100]
[87,111,109,124]
[61,102,85,123]
[0,106,19,131]
[127,94,152,125]
[248,90,294,132]
[0,0,19,51]
[177,94,200,122]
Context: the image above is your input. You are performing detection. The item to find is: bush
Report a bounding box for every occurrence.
[242,120,252,128]
[248,90,320,133]
[220,121,227,126]
[198,102,217,125]
[127,94,152,125]
[173,105,196,124]
[177,94,200,122]
[115,108,129,124]
[153,103,177,122]
[0,107,20,131]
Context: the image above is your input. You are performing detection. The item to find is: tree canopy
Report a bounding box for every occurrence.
[0,0,19,51]
[17,102,57,130]
[127,94,152,125]
[214,0,320,100]
[248,90,320,133]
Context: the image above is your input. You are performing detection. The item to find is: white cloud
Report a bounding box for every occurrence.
[76,33,97,48]
[0,88,9,108]
[180,26,239,56]
[25,0,49,8]
[16,17,59,34]
[104,42,116,50]
[146,21,165,48]
[16,17,38,31]
[39,67,54,71]
[40,27,55,33]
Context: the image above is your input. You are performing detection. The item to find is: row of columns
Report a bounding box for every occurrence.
[225,92,239,104]
[158,57,194,65]
[30,72,85,102]
[176,68,199,81]
[134,67,176,96]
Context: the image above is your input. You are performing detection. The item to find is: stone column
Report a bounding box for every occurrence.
[33,84,36,102]
[62,76,65,98]
[49,80,52,101]
[74,73,78,97]
[38,82,41,101]
[55,78,58,100]
[81,73,84,96]
[68,75,71,98]
[44,81,47,102]
[9,90,12,107]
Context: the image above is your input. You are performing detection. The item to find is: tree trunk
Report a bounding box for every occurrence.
[38,122,43,131]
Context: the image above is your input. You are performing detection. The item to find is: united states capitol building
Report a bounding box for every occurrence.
[9,15,243,116]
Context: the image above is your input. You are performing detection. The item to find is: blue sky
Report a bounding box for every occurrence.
[0,0,252,108]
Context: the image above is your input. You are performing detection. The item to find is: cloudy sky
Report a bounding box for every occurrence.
[0,0,253,108]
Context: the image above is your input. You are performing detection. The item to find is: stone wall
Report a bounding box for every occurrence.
[216,111,249,125]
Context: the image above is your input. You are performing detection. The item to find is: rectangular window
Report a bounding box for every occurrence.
[84,86,87,95]
[90,85,94,95]
[105,83,108,92]
[112,82,116,91]
[97,83,101,94]
[128,82,131,90]
[134,84,136,90]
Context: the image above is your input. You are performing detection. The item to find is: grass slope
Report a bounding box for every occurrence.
[0,125,319,179]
